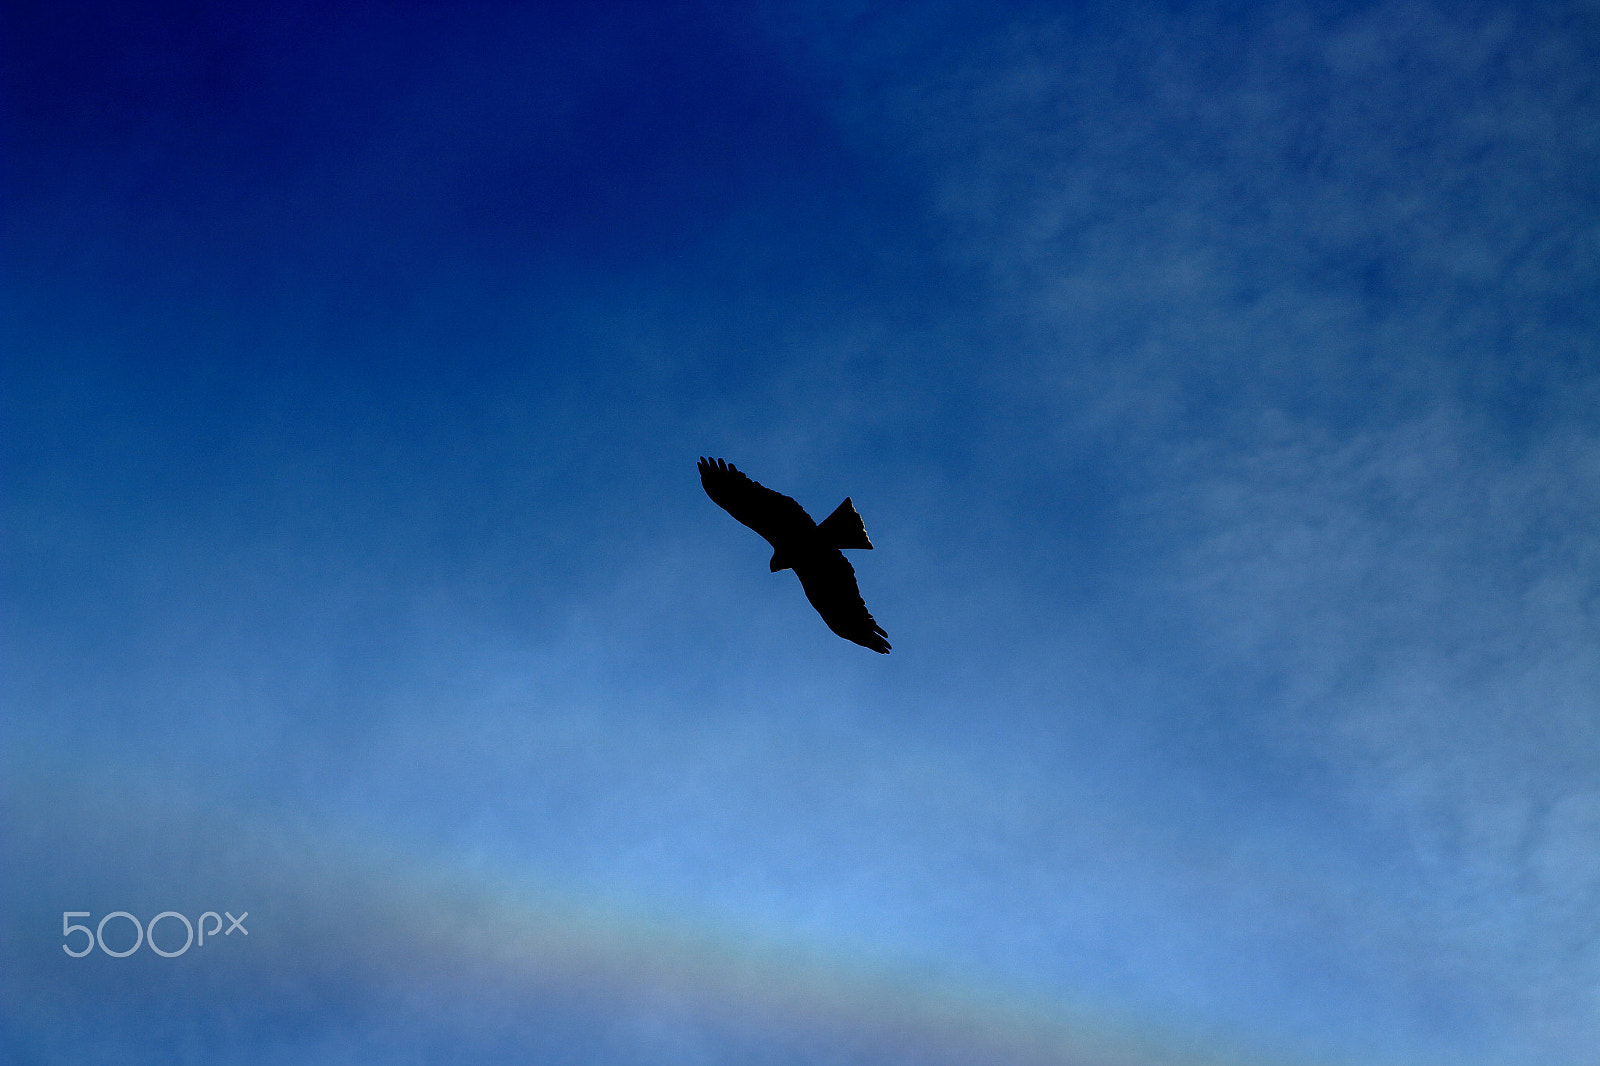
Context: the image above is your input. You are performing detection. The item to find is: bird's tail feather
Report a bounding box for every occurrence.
[817,498,873,550]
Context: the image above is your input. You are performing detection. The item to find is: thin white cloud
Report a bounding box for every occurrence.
[784,1,1600,1061]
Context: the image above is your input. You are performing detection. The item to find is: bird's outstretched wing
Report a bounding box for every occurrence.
[794,553,891,654]
[698,457,813,546]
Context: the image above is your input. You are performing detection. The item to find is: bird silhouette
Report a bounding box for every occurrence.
[698,457,890,653]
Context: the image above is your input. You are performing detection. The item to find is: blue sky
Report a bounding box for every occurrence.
[3,1,1597,1063]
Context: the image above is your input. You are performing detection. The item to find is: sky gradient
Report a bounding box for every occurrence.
[4,2,1599,1064]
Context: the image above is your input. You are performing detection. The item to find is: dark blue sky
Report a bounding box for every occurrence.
[5,2,1599,1064]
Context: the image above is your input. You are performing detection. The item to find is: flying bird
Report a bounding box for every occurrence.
[698,457,890,653]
